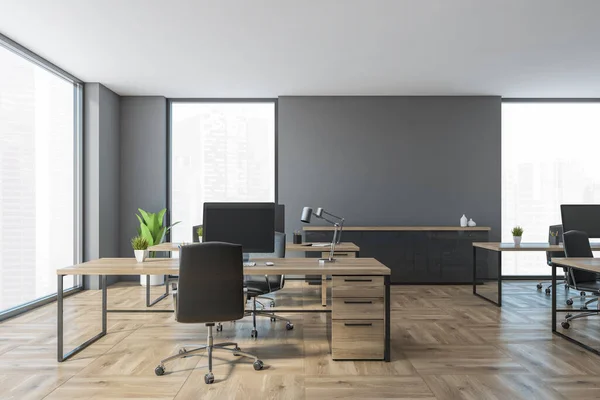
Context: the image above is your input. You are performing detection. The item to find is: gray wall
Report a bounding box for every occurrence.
[83,83,121,289]
[119,97,168,279]
[278,96,502,241]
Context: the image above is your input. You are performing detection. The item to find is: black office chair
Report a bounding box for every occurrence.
[561,230,600,329]
[537,224,567,294]
[245,232,293,338]
[154,242,264,384]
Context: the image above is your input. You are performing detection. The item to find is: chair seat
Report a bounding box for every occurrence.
[576,280,600,292]
[245,275,282,296]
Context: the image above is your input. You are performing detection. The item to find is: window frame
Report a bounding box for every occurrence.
[0,33,83,320]
[501,98,600,278]
[166,98,278,236]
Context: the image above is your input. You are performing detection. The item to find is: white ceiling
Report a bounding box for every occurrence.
[1,0,599,98]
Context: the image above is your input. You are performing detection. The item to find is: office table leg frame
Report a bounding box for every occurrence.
[58,274,107,362]
[472,247,502,307]
[146,274,169,307]
[551,264,600,356]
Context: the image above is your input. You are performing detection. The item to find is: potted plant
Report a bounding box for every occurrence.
[511,226,524,246]
[136,208,180,286]
[196,225,203,242]
[131,236,149,262]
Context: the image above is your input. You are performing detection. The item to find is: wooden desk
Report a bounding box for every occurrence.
[473,242,600,307]
[56,257,390,363]
[148,242,361,307]
[549,258,600,356]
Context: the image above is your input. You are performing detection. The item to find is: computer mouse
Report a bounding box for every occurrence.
[265,262,274,266]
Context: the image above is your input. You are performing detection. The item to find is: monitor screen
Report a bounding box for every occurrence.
[560,205,600,239]
[203,202,275,253]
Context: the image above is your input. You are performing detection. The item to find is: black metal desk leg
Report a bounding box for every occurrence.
[145,274,169,307]
[552,263,557,332]
[472,246,477,294]
[384,275,390,362]
[57,274,106,362]
[497,251,502,307]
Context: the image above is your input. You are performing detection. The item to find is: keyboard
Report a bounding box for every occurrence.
[243,262,256,267]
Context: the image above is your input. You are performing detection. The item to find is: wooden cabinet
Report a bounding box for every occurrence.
[331,275,385,360]
[306,228,489,284]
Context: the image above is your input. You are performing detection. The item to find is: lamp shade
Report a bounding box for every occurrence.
[301,207,313,223]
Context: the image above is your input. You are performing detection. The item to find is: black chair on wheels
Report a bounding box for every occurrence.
[154,242,264,384]
[560,230,600,329]
[537,224,567,294]
[245,232,293,338]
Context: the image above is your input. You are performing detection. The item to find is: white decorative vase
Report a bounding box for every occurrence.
[140,275,165,286]
[513,236,522,246]
[134,249,148,262]
[460,214,468,227]
[467,218,476,227]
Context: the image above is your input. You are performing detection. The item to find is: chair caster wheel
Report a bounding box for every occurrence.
[581,291,586,297]
[286,322,294,330]
[178,348,187,356]
[270,316,276,322]
[537,283,543,290]
[251,329,258,338]
[561,321,570,329]
[233,346,241,356]
[155,365,165,376]
[253,360,264,370]
[566,299,574,306]
[204,373,214,384]
[566,313,573,318]
[216,324,223,332]
[270,301,275,307]
[545,288,551,295]
[581,306,589,310]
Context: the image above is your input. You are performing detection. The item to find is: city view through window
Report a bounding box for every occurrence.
[0,45,76,312]
[502,102,600,275]
[170,102,276,243]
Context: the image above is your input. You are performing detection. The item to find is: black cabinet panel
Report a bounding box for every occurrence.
[305,229,489,284]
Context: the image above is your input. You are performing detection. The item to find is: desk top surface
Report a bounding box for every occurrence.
[149,242,360,253]
[551,258,600,273]
[57,257,390,276]
[473,242,600,252]
[304,226,491,231]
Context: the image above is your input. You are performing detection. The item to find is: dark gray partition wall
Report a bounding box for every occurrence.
[119,97,168,280]
[83,83,121,289]
[278,96,502,240]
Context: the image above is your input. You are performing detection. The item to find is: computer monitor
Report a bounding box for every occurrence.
[560,204,600,239]
[203,202,275,253]
[275,204,285,233]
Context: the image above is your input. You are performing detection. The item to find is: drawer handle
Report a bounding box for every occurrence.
[344,323,373,327]
[344,279,372,282]
[343,300,373,304]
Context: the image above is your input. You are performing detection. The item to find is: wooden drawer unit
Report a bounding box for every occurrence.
[332,320,384,360]
[332,297,384,320]
[332,276,384,298]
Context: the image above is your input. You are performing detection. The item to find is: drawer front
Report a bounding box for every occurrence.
[332,276,384,298]
[332,297,384,320]
[332,320,384,360]
[321,251,356,258]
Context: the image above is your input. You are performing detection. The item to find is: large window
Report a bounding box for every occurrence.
[0,40,81,314]
[170,101,276,243]
[502,102,600,275]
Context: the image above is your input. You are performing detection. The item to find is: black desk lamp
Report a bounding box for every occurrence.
[301,207,345,262]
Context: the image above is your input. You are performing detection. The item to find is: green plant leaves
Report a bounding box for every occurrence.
[140,223,155,246]
[136,207,181,257]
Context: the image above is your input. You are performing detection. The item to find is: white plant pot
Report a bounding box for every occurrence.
[513,236,522,246]
[134,249,148,262]
[140,274,165,286]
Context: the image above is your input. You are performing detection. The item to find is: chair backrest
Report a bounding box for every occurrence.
[177,242,244,323]
[546,224,565,265]
[563,230,596,284]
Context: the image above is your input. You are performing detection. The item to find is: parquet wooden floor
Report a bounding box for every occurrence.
[1,280,600,399]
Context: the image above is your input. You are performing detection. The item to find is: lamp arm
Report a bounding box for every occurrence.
[329,223,340,261]
[321,210,343,221]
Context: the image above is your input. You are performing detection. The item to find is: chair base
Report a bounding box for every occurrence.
[155,325,263,384]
